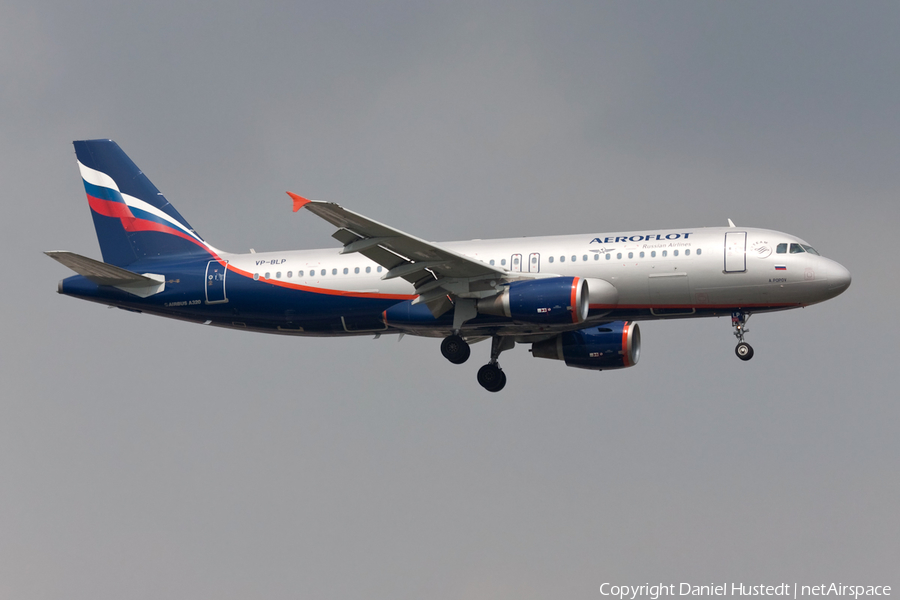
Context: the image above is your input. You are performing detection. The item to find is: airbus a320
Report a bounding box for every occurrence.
[47,140,851,392]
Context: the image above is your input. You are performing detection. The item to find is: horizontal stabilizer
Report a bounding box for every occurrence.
[45,251,165,297]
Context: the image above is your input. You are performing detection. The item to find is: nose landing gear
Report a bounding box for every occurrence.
[732,311,754,361]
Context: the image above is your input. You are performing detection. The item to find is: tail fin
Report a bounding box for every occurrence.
[74,140,210,266]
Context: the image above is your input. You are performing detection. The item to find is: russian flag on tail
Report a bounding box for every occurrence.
[73,140,212,266]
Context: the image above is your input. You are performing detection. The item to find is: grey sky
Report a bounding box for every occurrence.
[2,2,898,599]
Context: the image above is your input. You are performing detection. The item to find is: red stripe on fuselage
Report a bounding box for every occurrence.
[589,302,803,310]
[224,263,416,301]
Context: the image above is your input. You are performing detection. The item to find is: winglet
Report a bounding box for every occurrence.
[287,192,311,212]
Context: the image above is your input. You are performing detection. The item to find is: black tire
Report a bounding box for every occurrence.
[735,342,754,361]
[477,363,506,392]
[494,370,507,392]
[441,335,470,364]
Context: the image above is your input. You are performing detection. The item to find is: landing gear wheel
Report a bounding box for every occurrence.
[477,363,506,392]
[731,311,754,361]
[735,342,754,361]
[441,335,470,364]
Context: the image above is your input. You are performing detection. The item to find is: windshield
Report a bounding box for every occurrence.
[777,242,820,255]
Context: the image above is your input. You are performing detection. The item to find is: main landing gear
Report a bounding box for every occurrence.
[440,333,513,392]
[440,334,470,364]
[732,311,754,361]
[478,336,514,393]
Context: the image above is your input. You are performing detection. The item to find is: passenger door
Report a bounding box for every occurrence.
[205,260,228,304]
[724,232,747,273]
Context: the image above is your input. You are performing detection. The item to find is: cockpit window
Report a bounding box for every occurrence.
[778,242,819,256]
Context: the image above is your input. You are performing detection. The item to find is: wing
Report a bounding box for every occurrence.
[289,193,517,316]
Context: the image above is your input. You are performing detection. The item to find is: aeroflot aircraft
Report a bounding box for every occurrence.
[48,140,851,392]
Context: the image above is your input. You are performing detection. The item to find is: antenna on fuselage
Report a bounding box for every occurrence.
[727,219,736,227]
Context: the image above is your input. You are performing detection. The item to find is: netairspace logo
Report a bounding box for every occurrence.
[599,583,892,600]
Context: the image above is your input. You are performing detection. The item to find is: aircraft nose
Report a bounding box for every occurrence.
[827,261,851,295]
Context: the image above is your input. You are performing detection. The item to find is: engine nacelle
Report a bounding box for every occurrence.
[478,277,589,325]
[531,321,641,370]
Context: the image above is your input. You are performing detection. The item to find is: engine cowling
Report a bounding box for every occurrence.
[478,277,589,325]
[531,321,640,370]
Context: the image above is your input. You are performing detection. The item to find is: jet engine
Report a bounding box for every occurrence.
[478,277,589,324]
[531,321,640,370]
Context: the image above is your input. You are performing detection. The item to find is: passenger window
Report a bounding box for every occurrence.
[697,248,702,255]
[560,256,565,263]
[253,273,259,280]
[501,259,506,266]
[640,251,645,258]
[490,259,495,266]
[354,267,359,274]
[662,251,667,257]
[377,266,383,273]
[299,270,304,277]
[685,249,690,256]
[366,266,371,273]
[582,255,587,261]
[605,254,611,260]
[628,252,633,259]
[790,243,805,254]
[673,250,679,257]
[594,254,599,261]
[571,255,577,262]
[287,271,292,278]
[776,243,787,254]
[549,256,554,263]
[342,268,347,275]
[617,253,622,259]
[331,268,337,275]
[651,251,656,258]
[276,272,282,278]
[321,269,326,276]
[264,272,270,279]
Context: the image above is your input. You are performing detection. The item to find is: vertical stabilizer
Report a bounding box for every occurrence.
[74,140,209,266]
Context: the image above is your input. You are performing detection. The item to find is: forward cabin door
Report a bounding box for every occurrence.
[724,232,747,273]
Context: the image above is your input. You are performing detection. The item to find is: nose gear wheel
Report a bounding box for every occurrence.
[731,311,754,361]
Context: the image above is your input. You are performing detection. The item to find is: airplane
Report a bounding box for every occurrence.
[47,140,851,392]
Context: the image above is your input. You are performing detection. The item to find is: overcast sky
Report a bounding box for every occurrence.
[2,2,898,599]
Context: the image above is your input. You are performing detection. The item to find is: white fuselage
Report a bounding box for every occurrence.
[222,226,850,318]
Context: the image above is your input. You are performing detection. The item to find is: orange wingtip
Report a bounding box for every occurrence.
[287,191,311,212]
